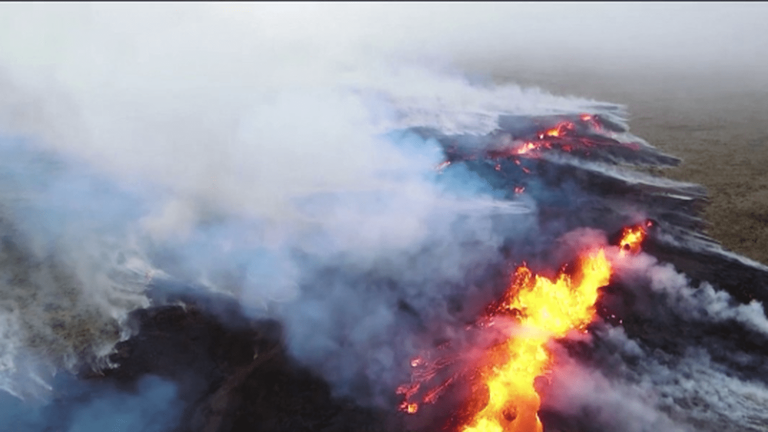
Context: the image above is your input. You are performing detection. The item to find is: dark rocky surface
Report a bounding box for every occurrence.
[86,297,395,432]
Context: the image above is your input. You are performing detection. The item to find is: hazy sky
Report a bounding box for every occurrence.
[1,3,766,77]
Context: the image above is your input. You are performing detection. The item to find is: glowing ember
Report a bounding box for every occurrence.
[619,225,646,255]
[459,249,611,432]
[543,121,574,138]
[444,112,628,167]
[499,114,616,160]
[515,142,538,155]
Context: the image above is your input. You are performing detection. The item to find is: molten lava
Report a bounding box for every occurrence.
[539,121,575,139]
[460,249,611,432]
[503,113,613,159]
[399,224,650,431]
[619,224,646,255]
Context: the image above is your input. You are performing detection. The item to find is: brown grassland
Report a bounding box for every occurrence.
[490,67,768,265]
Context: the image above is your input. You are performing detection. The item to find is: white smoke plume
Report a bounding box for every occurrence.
[0,3,611,400]
[541,251,768,432]
[0,4,767,431]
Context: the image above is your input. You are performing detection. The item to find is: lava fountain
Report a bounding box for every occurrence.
[400,225,647,432]
[459,248,610,432]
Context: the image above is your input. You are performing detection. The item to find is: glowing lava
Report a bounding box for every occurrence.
[398,224,650,431]
[460,249,611,432]
[515,142,539,155]
[538,121,575,139]
[508,114,605,158]
[619,224,647,255]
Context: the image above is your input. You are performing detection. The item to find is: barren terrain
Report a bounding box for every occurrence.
[488,67,768,265]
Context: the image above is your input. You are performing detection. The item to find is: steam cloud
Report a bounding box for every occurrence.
[1,3,767,431]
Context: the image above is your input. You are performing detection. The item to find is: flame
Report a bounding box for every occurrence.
[619,225,646,255]
[515,142,538,155]
[398,225,649,430]
[544,121,574,138]
[460,249,611,432]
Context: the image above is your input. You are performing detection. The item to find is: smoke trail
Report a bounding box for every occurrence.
[1,5,767,432]
[539,248,768,432]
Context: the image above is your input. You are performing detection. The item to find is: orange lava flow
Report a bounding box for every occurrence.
[460,249,611,432]
[397,225,648,430]
[619,225,646,255]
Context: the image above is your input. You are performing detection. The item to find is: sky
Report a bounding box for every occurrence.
[1,3,766,77]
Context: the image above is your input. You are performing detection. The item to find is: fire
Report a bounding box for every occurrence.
[398,224,649,431]
[447,112,623,170]
[619,225,646,255]
[536,121,575,140]
[502,114,612,160]
[460,249,611,432]
[515,142,538,155]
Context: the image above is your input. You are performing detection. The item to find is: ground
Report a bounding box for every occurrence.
[484,66,768,265]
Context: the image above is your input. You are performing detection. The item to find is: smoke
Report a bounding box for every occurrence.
[616,253,768,334]
[0,137,154,398]
[0,374,182,431]
[540,250,768,432]
[0,2,599,400]
[0,3,767,431]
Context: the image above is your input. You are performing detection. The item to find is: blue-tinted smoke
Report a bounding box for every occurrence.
[0,375,181,432]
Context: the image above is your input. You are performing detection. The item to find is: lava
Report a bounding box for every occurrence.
[619,224,647,255]
[399,224,650,431]
[504,114,613,159]
[459,249,611,432]
[515,142,539,155]
[432,113,640,181]
[538,121,575,139]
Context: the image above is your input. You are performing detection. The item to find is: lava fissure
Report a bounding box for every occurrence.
[399,226,647,432]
